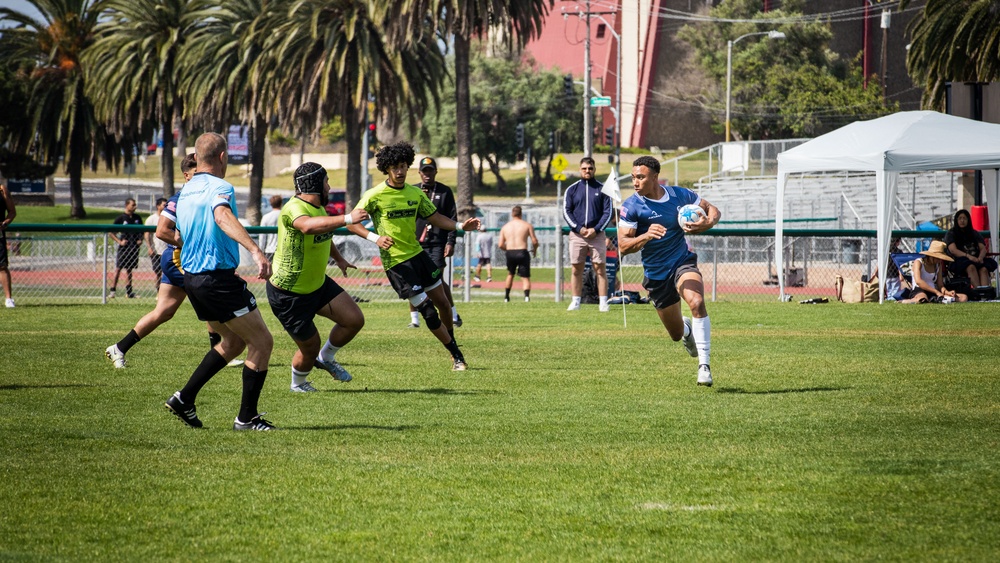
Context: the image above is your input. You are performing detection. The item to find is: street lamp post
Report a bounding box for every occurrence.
[725,30,785,142]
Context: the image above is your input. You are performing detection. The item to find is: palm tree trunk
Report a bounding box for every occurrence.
[160,117,175,197]
[247,114,267,225]
[454,33,477,220]
[68,106,87,219]
[344,106,364,210]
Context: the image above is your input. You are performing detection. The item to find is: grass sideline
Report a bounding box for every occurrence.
[2,300,999,560]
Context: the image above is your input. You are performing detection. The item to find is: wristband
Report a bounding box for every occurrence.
[343,212,354,226]
[454,221,463,231]
[366,231,380,243]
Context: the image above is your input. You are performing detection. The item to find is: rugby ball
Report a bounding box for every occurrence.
[677,204,706,227]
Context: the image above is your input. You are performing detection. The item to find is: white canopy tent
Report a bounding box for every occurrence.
[776,111,1000,302]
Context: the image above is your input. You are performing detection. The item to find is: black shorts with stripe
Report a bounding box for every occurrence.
[183,269,258,323]
[266,277,345,342]
[386,251,443,300]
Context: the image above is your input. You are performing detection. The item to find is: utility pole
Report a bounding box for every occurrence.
[880,9,891,94]
[563,2,616,159]
[583,0,592,158]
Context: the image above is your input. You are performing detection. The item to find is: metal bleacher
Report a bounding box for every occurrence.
[679,140,960,230]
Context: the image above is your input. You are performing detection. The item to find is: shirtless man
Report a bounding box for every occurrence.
[498,205,538,302]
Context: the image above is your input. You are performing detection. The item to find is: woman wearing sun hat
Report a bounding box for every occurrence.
[900,240,968,303]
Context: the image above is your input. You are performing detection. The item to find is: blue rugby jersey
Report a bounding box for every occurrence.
[618,185,701,280]
[176,172,240,274]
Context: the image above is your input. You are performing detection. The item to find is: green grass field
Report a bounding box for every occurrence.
[2,300,999,560]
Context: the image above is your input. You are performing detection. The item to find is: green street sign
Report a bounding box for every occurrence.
[590,96,612,107]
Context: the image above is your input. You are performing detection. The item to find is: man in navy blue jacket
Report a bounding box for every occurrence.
[562,157,613,311]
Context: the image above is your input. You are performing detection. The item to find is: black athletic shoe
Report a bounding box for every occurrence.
[454,314,463,327]
[233,414,276,431]
[165,391,203,428]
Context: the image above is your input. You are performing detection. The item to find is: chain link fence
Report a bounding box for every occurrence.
[5,223,953,306]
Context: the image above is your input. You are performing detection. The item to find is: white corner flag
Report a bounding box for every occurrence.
[601,171,621,204]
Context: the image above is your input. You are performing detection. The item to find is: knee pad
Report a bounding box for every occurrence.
[416,299,441,330]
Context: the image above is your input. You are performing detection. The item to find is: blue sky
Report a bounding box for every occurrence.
[1,1,44,23]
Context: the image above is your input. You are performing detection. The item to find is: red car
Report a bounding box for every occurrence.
[325,190,346,216]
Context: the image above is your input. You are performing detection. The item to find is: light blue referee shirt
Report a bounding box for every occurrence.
[618,185,700,280]
[176,172,240,274]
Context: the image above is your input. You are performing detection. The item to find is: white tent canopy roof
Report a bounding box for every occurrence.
[775,111,1000,302]
[777,111,1000,173]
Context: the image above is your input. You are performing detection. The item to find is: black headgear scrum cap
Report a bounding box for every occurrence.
[419,157,437,171]
[293,162,328,195]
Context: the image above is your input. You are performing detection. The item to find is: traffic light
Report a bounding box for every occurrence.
[605,126,614,145]
[515,123,524,149]
[366,122,376,159]
[547,132,555,155]
[563,74,574,97]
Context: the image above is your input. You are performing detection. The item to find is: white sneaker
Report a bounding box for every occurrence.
[291,381,318,393]
[227,358,245,368]
[599,303,610,312]
[524,296,530,302]
[682,317,697,358]
[4,298,14,308]
[567,301,581,311]
[474,276,481,282]
[697,364,713,387]
[105,345,127,369]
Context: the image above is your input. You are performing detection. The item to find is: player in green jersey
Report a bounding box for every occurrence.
[266,162,369,392]
[348,142,481,371]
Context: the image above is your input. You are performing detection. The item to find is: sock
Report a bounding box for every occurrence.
[319,341,340,363]
[126,284,133,295]
[524,289,530,298]
[570,296,581,306]
[451,306,458,321]
[599,296,608,307]
[291,366,310,388]
[692,316,711,366]
[116,329,141,354]
[505,288,511,300]
[410,311,420,325]
[444,338,462,360]
[237,365,268,423]
[208,332,222,348]
[179,349,228,404]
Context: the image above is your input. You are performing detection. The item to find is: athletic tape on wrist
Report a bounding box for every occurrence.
[343,213,354,226]
[454,221,463,231]
[366,231,380,243]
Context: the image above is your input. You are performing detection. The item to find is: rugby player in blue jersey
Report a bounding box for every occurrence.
[617,156,721,387]
[165,132,276,431]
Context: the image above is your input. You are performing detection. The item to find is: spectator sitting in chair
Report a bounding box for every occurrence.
[870,238,911,301]
[899,241,968,304]
[944,209,997,288]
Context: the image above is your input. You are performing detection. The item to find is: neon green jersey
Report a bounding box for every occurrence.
[269,196,332,294]
[357,180,437,269]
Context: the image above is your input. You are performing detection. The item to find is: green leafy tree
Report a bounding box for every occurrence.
[680,0,896,140]
[421,47,581,191]
[265,0,445,210]
[902,0,1000,108]
[0,0,136,218]
[83,0,190,197]
[386,0,552,218]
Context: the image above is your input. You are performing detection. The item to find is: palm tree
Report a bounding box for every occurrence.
[180,0,289,223]
[266,0,445,210]
[83,0,190,196]
[383,0,552,219]
[0,0,135,219]
[902,0,1000,108]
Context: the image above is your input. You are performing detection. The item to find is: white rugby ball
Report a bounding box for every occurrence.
[677,204,706,227]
